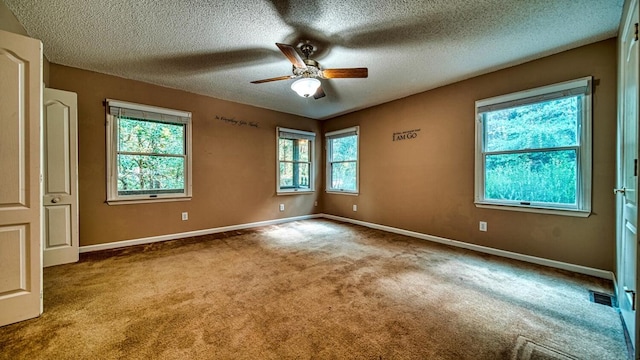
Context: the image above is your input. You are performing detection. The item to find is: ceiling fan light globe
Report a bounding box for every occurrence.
[291,78,321,97]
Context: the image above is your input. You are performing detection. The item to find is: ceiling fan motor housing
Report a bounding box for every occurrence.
[294,59,320,78]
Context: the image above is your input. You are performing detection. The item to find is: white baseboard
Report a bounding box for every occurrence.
[611,272,619,298]
[322,214,614,281]
[79,212,614,281]
[79,214,323,253]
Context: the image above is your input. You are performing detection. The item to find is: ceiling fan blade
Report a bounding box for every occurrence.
[313,86,326,99]
[276,43,307,69]
[322,68,368,79]
[250,75,294,84]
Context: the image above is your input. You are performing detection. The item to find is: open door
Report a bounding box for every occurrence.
[0,30,43,326]
[43,88,79,267]
[617,0,640,353]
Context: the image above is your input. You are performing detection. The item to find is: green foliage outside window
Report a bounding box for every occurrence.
[279,138,311,189]
[482,97,580,205]
[329,135,358,191]
[485,151,577,204]
[117,117,185,195]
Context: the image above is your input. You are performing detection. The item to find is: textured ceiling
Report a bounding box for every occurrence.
[4,0,623,120]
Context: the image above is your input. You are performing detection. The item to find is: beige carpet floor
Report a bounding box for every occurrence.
[0,219,628,359]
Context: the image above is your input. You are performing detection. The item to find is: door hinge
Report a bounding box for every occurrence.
[625,287,636,310]
[635,23,639,41]
[635,159,638,176]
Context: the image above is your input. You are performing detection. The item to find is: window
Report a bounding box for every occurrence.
[106,99,192,204]
[326,126,359,194]
[474,77,592,216]
[277,127,315,193]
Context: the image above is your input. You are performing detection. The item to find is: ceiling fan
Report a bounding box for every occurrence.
[250,43,368,99]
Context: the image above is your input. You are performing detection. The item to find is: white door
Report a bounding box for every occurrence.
[617,0,640,350]
[43,88,79,267]
[0,30,43,326]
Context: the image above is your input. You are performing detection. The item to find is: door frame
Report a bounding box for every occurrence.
[617,0,640,355]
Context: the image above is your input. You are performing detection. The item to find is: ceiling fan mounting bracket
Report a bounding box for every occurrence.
[299,43,315,59]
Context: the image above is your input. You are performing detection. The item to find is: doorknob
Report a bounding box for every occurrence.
[51,197,61,203]
[614,188,626,195]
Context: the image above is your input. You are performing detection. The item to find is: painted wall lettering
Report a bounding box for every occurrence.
[393,128,420,141]
[216,115,259,128]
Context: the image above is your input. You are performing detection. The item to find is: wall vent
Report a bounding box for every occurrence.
[589,290,617,307]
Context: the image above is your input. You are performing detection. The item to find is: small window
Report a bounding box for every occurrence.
[106,99,192,204]
[326,126,359,194]
[474,77,592,216]
[277,127,315,194]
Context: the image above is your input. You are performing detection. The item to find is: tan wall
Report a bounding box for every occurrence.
[49,64,321,246]
[322,39,617,271]
[51,38,616,270]
[1,0,49,85]
[0,1,27,36]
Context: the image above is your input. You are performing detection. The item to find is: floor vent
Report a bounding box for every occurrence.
[589,290,617,307]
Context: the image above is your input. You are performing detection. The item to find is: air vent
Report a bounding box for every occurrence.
[589,290,617,307]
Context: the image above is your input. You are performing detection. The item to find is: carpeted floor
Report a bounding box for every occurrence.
[0,219,628,359]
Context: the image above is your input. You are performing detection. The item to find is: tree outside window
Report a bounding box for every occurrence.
[326,127,359,194]
[106,99,192,204]
[475,77,592,215]
[277,128,315,194]
[117,117,186,195]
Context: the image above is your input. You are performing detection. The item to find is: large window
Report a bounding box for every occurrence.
[474,77,592,216]
[106,99,192,204]
[326,126,359,194]
[277,127,315,193]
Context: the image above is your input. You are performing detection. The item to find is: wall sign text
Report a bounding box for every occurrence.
[393,128,420,141]
[216,115,258,128]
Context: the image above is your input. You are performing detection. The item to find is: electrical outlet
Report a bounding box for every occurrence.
[314,201,318,207]
[182,212,188,221]
[279,204,285,212]
[353,204,357,212]
[479,221,487,232]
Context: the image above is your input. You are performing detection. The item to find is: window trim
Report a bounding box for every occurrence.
[106,99,193,205]
[326,126,360,195]
[474,77,592,217]
[276,127,316,195]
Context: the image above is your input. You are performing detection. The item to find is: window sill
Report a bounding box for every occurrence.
[277,190,315,196]
[474,202,590,217]
[107,196,192,205]
[326,190,359,196]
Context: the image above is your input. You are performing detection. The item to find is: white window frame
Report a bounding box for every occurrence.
[276,127,315,195]
[326,126,360,195]
[106,99,192,205]
[474,77,592,217]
